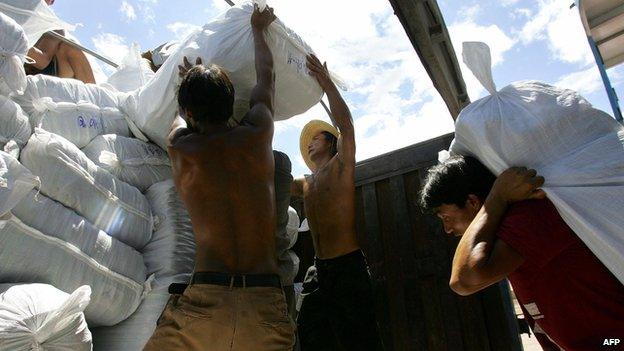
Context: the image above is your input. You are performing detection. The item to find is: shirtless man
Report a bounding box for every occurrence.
[24,0,95,83]
[292,54,383,351]
[143,5,295,350]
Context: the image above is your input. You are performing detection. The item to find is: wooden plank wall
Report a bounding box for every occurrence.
[352,133,522,351]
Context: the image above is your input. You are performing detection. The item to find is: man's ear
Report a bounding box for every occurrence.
[466,194,482,213]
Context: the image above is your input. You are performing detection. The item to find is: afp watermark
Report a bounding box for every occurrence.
[603,338,620,346]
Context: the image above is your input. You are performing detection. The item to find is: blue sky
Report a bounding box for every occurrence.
[48,0,624,176]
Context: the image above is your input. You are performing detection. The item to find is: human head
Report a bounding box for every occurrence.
[299,120,339,171]
[177,64,235,130]
[419,155,496,236]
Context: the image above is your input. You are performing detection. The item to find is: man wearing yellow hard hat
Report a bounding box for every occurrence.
[292,54,383,351]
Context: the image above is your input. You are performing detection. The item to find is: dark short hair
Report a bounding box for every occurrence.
[177,64,235,126]
[321,131,338,157]
[419,155,496,211]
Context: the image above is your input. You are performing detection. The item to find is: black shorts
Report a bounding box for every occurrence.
[297,249,384,351]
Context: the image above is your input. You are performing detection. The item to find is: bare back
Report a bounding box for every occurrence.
[169,126,277,274]
[301,157,359,259]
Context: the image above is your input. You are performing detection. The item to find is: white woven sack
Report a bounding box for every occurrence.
[107,43,155,93]
[0,215,146,326]
[143,180,195,290]
[20,129,153,249]
[0,95,31,158]
[0,12,29,95]
[121,1,345,149]
[0,150,38,217]
[0,284,92,351]
[91,287,169,351]
[82,135,171,192]
[450,41,624,285]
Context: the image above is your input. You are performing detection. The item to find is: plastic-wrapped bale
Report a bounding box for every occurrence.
[0,215,147,326]
[82,134,171,192]
[11,189,147,323]
[107,43,155,93]
[450,41,624,285]
[121,1,344,149]
[143,179,196,290]
[0,95,31,158]
[0,151,39,217]
[20,129,153,249]
[91,287,169,351]
[0,284,92,351]
[11,74,134,148]
[0,12,29,95]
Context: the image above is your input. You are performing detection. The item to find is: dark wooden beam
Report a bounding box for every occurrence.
[388,0,470,119]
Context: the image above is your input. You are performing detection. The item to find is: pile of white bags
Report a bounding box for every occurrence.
[91,180,195,350]
[450,41,624,285]
[21,129,153,249]
[12,75,133,148]
[83,134,171,192]
[121,1,342,149]
[0,283,92,351]
[107,43,155,93]
[0,214,146,326]
[0,151,38,217]
[0,12,29,95]
[0,95,31,158]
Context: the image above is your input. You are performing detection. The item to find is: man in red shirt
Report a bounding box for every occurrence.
[419,155,624,350]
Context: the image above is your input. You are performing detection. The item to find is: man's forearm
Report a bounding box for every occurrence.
[252,28,274,87]
[451,194,508,286]
[324,84,352,131]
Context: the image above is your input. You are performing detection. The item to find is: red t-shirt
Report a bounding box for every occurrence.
[497,199,624,351]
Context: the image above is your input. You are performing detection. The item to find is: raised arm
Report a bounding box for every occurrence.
[27,32,62,70]
[242,4,277,133]
[306,54,355,165]
[449,167,545,296]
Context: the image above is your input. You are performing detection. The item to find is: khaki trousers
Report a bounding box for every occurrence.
[144,284,296,351]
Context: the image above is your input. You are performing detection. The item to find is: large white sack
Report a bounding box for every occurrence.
[91,287,169,351]
[0,283,92,351]
[144,180,195,290]
[0,151,38,217]
[21,129,153,249]
[82,134,171,192]
[276,207,300,286]
[107,43,155,93]
[450,41,624,285]
[11,74,133,148]
[0,0,73,50]
[121,1,344,149]
[0,95,31,157]
[13,189,146,284]
[0,215,146,326]
[0,12,29,95]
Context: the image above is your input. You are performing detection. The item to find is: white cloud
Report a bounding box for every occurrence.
[92,33,130,75]
[166,22,202,39]
[555,65,624,97]
[518,0,592,65]
[501,0,520,6]
[119,1,136,21]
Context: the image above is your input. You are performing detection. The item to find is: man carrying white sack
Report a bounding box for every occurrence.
[292,55,384,350]
[143,5,295,350]
[419,155,624,350]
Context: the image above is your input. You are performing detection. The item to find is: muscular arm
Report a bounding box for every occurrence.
[27,33,62,69]
[242,5,276,134]
[306,55,355,165]
[449,193,524,295]
[449,167,545,296]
